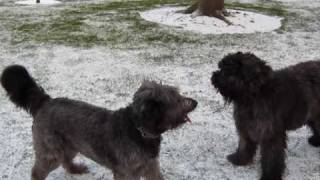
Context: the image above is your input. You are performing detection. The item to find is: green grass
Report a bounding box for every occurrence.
[6,0,297,47]
[9,0,197,47]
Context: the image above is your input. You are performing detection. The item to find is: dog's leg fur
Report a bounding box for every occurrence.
[63,161,88,174]
[143,160,164,180]
[227,133,257,166]
[260,135,287,180]
[307,119,320,147]
[31,133,63,180]
[31,156,60,180]
[62,150,88,174]
[306,104,320,147]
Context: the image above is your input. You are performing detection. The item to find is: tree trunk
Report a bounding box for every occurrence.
[184,0,232,25]
[199,0,224,16]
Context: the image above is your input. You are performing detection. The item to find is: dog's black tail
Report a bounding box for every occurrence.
[1,65,50,116]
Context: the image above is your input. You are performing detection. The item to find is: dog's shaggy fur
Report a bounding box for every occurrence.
[1,65,197,180]
[211,52,320,180]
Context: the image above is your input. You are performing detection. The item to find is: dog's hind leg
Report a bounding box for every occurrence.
[62,149,89,174]
[31,154,60,180]
[32,132,63,180]
[307,120,320,147]
[227,133,257,166]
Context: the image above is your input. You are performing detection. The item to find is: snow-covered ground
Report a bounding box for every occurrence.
[0,0,320,180]
[140,7,282,34]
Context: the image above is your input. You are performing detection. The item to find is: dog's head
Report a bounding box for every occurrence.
[211,52,272,103]
[132,81,197,138]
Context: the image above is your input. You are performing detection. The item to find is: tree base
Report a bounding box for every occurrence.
[181,0,232,25]
[213,10,233,25]
[182,8,232,25]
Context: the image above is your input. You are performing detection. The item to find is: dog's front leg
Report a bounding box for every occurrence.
[260,135,287,180]
[227,132,257,166]
[143,160,164,180]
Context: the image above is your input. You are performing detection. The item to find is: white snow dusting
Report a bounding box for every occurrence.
[140,7,283,34]
[0,0,320,180]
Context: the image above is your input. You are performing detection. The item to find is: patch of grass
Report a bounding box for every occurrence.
[15,22,46,33]
[64,0,189,15]
[7,0,300,47]
[9,0,198,47]
[49,17,85,31]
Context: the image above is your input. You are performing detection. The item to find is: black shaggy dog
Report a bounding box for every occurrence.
[1,65,197,180]
[211,52,320,180]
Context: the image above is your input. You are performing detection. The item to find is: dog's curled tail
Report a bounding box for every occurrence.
[1,65,50,116]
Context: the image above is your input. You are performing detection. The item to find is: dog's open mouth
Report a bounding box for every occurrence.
[183,114,192,123]
[182,98,197,123]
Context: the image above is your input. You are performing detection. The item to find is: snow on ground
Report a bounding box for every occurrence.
[15,0,61,5]
[140,7,282,34]
[0,0,320,180]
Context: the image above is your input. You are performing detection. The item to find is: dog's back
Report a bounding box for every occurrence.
[33,97,114,162]
[276,60,320,94]
[269,60,320,130]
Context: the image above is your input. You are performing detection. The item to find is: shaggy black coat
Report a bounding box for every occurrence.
[1,65,197,180]
[211,52,320,180]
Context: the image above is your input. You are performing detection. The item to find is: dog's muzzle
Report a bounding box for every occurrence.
[182,98,197,123]
[211,71,221,86]
[183,98,198,112]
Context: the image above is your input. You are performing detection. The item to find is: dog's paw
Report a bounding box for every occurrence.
[67,163,89,174]
[308,135,320,147]
[227,152,252,166]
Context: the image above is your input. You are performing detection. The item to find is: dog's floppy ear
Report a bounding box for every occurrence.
[132,81,165,121]
[236,52,272,81]
[239,53,273,94]
[133,81,163,104]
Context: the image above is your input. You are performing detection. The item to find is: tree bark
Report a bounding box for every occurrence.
[183,0,232,25]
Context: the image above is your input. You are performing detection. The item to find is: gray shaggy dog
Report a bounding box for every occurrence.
[1,65,197,180]
[211,52,320,180]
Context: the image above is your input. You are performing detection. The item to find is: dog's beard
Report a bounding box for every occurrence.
[212,72,267,104]
[212,73,240,103]
[216,86,239,104]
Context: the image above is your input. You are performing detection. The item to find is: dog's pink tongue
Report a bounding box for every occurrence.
[184,115,191,123]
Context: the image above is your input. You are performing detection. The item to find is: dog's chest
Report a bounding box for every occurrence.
[234,104,271,142]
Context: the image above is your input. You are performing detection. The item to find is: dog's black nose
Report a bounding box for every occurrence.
[191,99,198,109]
[184,98,198,110]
